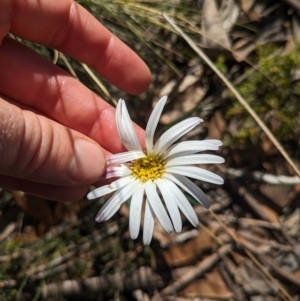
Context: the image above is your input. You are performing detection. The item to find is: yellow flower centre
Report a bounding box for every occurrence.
[130,155,165,183]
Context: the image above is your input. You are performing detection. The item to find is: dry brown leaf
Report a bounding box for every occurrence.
[233,39,256,62]
[180,269,232,299]
[238,0,256,15]
[201,0,232,50]
[14,227,39,244]
[260,136,278,156]
[208,110,226,140]
[293,269,300,279]
[260,184,292,209]
[282,209,300,237]
[12,191,86,236]
[231,251,244,264]
[160,79,177,96]
[219,0,240,32]
[178,74,199,93]
[160,86,206,124]
[12,191,55,226]
[258,204,279,223]
[162,230,214,267]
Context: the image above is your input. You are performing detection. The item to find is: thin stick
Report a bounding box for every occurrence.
[52,50,59,65]
[59,53,78,79]
[163,13,300,179]
[81,63,117,106]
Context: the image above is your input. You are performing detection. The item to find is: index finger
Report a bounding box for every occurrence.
[1,0,151,95]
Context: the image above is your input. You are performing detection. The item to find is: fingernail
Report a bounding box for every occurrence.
[68,139,105,183]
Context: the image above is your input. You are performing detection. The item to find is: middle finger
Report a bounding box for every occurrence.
[0,38,144,153]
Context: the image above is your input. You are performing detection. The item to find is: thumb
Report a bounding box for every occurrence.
[0,98,106,186]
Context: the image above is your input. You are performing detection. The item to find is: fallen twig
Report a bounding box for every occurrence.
[42,266,165,298]
[227,168,300,185]
[152,244,232,300]
[258,254,300,287]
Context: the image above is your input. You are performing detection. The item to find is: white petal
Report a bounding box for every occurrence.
[129,186,144,239]
[205,139,223,146]
[156,179,182,232]
[164,173,210,208]
[116,99,142,151]
[166,154,225,167]
[167,166,224,185]
[143,199,155,245]
[153,117,202,156]
[144,181,173,233]
[171,183,199,227]
[95,180,140,222]
[95,192,121,222]
[145,96,168,153]
[104,165,132,179]
[162,140,220,160]
[107,151,146,165]
[87,176,135,200]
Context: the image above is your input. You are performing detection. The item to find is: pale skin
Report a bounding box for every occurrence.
[0,0,151,201]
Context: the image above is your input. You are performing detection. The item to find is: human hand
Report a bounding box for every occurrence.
[0,0,151,201]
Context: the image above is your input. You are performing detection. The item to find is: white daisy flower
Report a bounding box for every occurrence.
[87,96,224,244]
